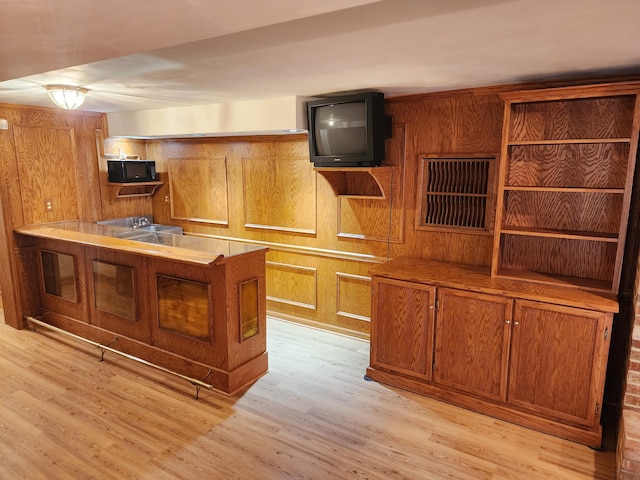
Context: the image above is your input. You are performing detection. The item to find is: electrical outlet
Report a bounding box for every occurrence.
[45,199,53,212]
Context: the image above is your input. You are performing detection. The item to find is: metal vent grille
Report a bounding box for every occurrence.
[421,158,491,229]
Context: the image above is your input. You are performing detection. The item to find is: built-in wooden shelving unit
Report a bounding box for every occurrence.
[491,82,640,294]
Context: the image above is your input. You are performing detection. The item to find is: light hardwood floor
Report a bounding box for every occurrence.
[0,310,615,479]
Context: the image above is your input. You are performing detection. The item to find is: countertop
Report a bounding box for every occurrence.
[370,256,619,313]
[15,221,267,266]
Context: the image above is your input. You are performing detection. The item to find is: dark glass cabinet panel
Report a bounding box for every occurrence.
[156,275,211,341]
[92,260,136,320]
[41,250,77,301]
[240,278,259,340]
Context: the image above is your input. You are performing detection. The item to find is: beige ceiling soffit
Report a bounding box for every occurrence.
[106,96,309,138]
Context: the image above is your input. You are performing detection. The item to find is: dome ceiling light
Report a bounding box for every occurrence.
[45,85,88,110]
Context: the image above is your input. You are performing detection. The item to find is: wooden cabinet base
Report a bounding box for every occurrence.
[368,257,617,448]
[365,366,603,449]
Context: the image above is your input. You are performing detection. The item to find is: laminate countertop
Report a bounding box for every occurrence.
[15,221,267,266]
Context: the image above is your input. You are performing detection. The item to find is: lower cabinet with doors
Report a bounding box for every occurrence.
[366,257,616,447]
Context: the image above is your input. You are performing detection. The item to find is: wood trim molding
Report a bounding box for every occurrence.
[168,156,230,225]
[335,272,371,322]
[242,156,317,235]
[265,261,317,310]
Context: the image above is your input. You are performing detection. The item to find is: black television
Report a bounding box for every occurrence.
[307,92,386,167]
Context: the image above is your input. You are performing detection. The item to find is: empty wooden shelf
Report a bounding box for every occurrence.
[491,82,640,293]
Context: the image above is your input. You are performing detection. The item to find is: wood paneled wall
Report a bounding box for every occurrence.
[0,104,106,328]
[122,90,505,336]
[0,89,534,336]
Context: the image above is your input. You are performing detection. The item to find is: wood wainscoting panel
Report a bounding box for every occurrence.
[337,124,406,242]
[242,156,316,234]
[265,261,317,310]
[168,156,229,225]
[336,272,371,325]
[14,124,79,224]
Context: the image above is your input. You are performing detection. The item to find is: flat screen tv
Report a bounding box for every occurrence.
[307,92,386,167]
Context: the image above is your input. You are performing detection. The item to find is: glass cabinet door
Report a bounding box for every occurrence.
[92,260,136,320]
[156,275,211,342]
[41,250,77,302]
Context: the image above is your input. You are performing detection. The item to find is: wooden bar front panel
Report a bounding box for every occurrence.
[85,246,150,342]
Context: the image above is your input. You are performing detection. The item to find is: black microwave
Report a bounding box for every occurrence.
[107,160,157,183]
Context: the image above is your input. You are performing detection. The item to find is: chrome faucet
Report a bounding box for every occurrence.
[132,216,150,228]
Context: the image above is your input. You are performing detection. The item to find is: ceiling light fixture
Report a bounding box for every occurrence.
[45,85,88,110]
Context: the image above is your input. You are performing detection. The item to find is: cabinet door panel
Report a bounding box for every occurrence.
[508,300,610,427]
[370,278,435,380]
[434,289,512,401]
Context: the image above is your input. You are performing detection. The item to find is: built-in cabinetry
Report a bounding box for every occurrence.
[368,83,640,446]
[367,257,616,447]
[15,222,268,395]
[492,83,640,293]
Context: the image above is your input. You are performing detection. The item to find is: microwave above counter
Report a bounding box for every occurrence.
[107,160,157,183]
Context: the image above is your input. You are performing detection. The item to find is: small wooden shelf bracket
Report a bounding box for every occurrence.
[107,181,163,202]
[314,166,393,199]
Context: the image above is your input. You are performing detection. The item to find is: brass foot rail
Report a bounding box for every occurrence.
[24,316,213,399]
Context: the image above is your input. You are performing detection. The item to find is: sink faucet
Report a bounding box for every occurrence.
[132,216,150,228]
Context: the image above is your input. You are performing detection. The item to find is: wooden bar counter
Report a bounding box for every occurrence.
[14,222,269,394]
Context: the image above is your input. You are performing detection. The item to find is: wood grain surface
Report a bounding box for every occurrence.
[14,124,79,224]
[370,277,435,380]
[506,143,629,188]
[369,257,618,313]
[508,96,635,142]
[508,300,605,427]
[242,155,316,234]
[0,311,616,480]
[502,190,623,234]
[168,156,229,225]
[434,288,512,402]
[493,85,640,295]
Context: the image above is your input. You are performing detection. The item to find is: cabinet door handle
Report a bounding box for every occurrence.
[506,320,511,324]
[514,321,519,326]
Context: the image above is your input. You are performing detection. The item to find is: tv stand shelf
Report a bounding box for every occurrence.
[314,167,393,199]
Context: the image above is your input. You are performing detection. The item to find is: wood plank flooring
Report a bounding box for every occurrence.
[0,311,616,479]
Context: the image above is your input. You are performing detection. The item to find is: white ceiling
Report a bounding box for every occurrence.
[1,0,640,113]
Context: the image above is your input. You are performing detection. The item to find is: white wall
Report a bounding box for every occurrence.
[107,96,309,138]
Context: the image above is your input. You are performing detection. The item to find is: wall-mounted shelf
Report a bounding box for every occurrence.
[107,181,163,201]
[314,167,393,199]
